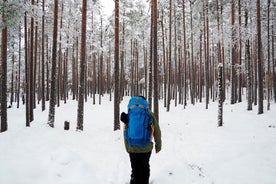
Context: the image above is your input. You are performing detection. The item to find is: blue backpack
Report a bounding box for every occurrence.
[126,96,152,146]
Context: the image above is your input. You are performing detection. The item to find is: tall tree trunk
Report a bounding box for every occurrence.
[253,39,258,106]
[72,44,76,100]
[190,0,195,106]
[46,35,50,101]
[218,64,223,127]
[161,10,166,107]
[114,0,120,131]
[174,2,178,107]
[266,0,271,110]
[57,1,64,107]
[148,2,153,109]
[10,52,15,106]
[24,6,30,127]
[182,0,187,108]
[153,0,159,122]
[77,0,87,131]
[272,25,276,103]
[1,0,8,132]
[204,0,210,109]
[63,26,69,104]
[199,29,203,103]
[256,0,264,114]
[143,33,148,98]
[120,10,126,99]
[166,0,172,112]
[230,0,237,104]
[29,0,35,122]
[238,0,242,103]
[245,8,252,111]
[216,0,225,104]
[33,0,39,109]
[17,23,22,109]
[99,16,103,104]
[48,0,59,127]
[41,0,46,111]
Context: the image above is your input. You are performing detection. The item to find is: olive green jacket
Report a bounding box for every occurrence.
[124,112,162,153]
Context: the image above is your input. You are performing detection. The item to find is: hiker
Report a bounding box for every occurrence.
[121,96,162,184]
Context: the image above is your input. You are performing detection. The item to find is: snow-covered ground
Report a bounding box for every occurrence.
[0,95,275,184]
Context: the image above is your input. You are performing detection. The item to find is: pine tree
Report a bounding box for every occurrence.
[245,7,252,111]
[76,0,87,131]
[48,0,59,127]
[230,0,237,104]
[114,0,120,131]
[1,0,8,132]
[166,0,172,112]
[218,64,223,127]
[256,0,264,114]
[41,0,46,111]
[152,0,159,122]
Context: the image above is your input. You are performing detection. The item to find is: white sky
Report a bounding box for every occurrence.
[101,0,114,17]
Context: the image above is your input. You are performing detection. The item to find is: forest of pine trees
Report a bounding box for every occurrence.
[0,0,275,132]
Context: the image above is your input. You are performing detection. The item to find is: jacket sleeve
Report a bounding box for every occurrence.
[151,112,162,152]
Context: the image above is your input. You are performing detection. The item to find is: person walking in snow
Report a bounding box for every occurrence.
[121,96,162,184]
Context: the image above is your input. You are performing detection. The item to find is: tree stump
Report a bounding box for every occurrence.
[64,121,70,130]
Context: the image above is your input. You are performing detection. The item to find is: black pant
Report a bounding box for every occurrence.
[129,152,152,184]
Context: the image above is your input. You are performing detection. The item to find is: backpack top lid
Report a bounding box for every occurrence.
[128,96,148,111]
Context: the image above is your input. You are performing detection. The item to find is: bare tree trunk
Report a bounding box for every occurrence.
[253,39,258,106]
[148,2,153,109]
[143,33,148,98]
[135,40,139,94]
[99,16,103,104]
[77,0,87,131]
[199,29,203,103]
[48,0,59,127]
[63,24,69,104]
[266,0,271,110]
[272,25,276,103]
[153,0,159,122]
[1,0,8,132]
[182,0,187,108]
[57,1,64,107]
[256,0,264,114]
[120,10,126,99]
[216,0,224,103]
[10,52,15,106]
[17,23,22,109]
[218,64,223,127]
[92,39,96,104]
[41,0,46,111]
[34,0,39,109]
[108,41,112,101]
[204,0,210,109]
[238,0,242,103]
[174,2,178,107]
[114,0,120,131]
[166,0,172,112]
[24,7,30,127]
[161,10,167,108]
[245,7,252,111]
[230,0,237,104]
[46,35,50,101]
[29,0,35,122]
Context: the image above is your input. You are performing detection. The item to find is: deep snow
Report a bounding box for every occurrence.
[0,95,276,184]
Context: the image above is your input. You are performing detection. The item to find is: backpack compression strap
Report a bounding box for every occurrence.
[128,104,146,110]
